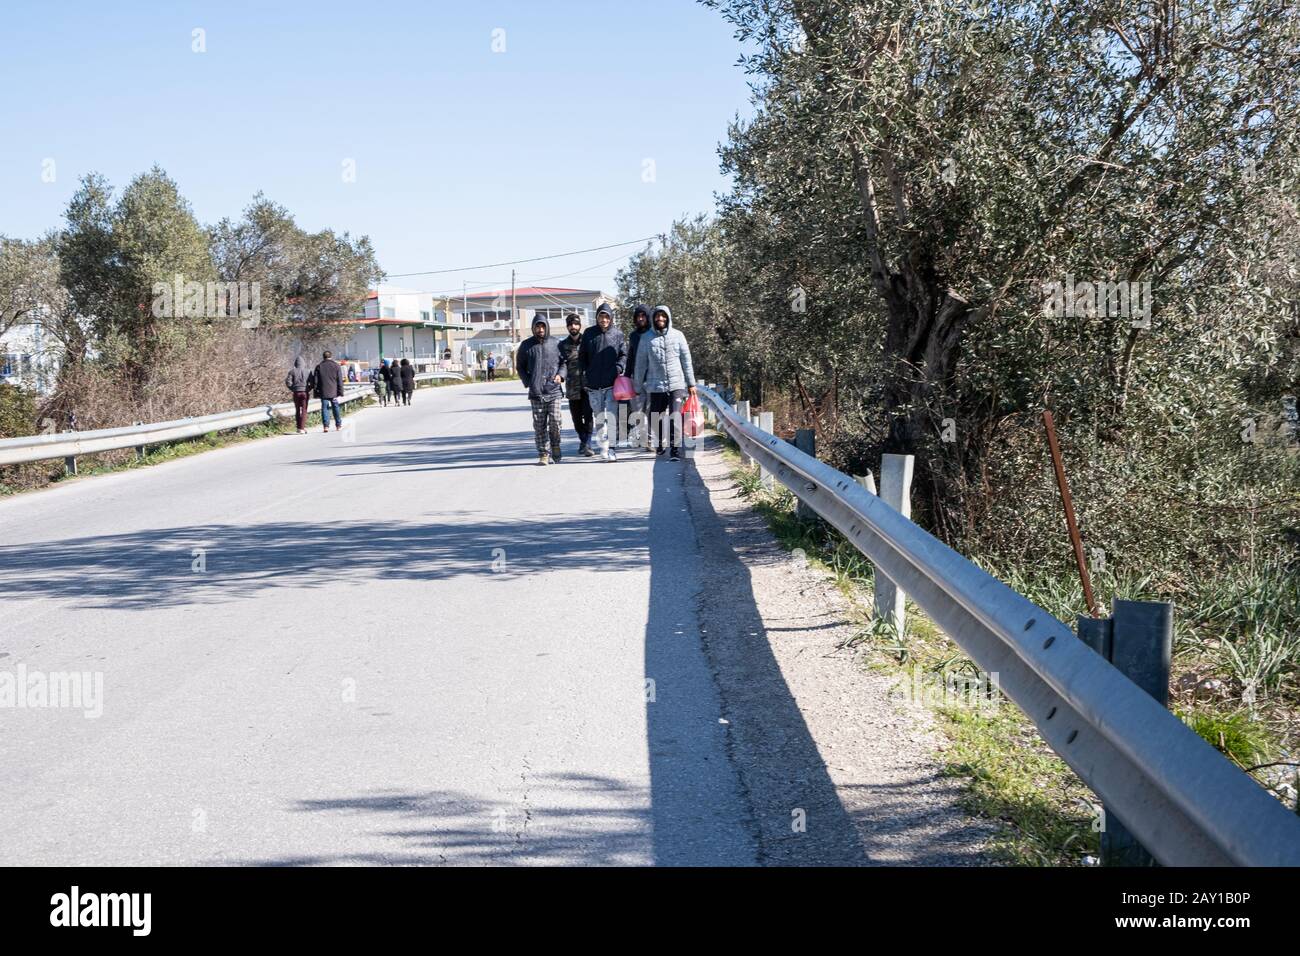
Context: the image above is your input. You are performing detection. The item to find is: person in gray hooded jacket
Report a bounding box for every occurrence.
[633,304,697,460]
[284,355,311,433]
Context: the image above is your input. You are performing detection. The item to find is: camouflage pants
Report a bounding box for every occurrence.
[530,397,563,454]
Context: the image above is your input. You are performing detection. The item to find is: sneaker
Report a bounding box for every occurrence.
[581,445,596,457]
[537,453,550,466]
[551,447,563,462]
[670,449,681,462]
[297,428,307,435]
[656,446,666,456]
[323,427,330,433]
[605,449,617,462]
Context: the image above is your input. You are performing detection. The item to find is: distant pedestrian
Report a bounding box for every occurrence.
[486,354,497,381]
[284,355,311,434]
[623,304,652,448]
[558,313,593,455]
[399,358,415,405]
[634,305,696,461]
[373,360,390,406]
[516,314,564,465]
[347,363,358,384]
[579,302,627,461]
[309,350,346,433]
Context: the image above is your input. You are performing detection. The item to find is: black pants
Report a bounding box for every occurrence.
[568,395,592,446]
[487,367,496,381]
[649,390,687,451]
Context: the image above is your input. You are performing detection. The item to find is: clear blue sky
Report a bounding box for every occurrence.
[0,0,754,298]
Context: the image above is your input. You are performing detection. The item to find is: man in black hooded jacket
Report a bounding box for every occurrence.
[515,314,565,465]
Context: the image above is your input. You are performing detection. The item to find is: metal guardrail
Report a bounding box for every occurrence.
[696,384,1300,867]
[0,372,465,467]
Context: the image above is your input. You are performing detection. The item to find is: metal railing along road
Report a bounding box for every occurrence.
[0,371,465,468]
[695,384,1300,867]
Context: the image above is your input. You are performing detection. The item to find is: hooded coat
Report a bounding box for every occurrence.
[634,305,695,393]
[516,322,565,401]
[285,356,310,392]
[578,306,627,390]
[625,304,652,394]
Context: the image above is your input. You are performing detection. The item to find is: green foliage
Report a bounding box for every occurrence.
[0,382,36,438]
[1179,708,1275,767]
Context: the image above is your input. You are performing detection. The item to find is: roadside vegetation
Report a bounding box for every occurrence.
[720,438,1298,866]
[623,0,1299,863]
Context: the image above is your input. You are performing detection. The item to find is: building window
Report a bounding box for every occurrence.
[381,306,396,319]
[1,353,33,377]
[420,310,430,323]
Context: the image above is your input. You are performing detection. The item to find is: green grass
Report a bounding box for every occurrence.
[939,705,1100,865]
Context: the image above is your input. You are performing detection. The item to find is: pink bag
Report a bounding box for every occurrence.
[612,375,636,401]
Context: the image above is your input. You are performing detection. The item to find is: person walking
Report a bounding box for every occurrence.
[557,313,593,456]
[486,353,497,381]
[399,358,415,405]
[285,355,311,434]
[622,304,652,449]
[515,314,565,465]
[579,302,627,461]
[309,349,346,433]
[373,360,391,406]
[634,305,696,461]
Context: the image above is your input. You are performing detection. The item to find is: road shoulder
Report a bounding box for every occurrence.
[682,433,995,865]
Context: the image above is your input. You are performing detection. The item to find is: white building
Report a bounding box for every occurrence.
[445,286,610,364]
[318,284,472,368]
[0,318,57,393]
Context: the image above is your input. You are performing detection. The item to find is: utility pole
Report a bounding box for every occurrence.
[511,268,517,345]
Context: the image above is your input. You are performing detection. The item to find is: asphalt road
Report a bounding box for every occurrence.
[0,381,758,865]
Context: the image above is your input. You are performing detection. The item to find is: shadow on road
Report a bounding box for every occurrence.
[225,776,653,866]
[0,510,648,610]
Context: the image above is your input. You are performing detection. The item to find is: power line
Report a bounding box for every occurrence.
[385,235,658,279]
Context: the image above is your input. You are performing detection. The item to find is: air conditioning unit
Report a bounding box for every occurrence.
[493,320,508,330]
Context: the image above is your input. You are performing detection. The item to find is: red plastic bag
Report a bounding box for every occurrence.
[612,375,636,401]
[682,393,704,437]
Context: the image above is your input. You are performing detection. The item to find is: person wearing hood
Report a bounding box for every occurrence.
[579,302,627,461]
[622,304,652,448]
[284,355,311,434]
[373,359,391,406]
[633,304,696,461]
[557,312,593,455]
[515,313,566,465]
[399,358,415,405]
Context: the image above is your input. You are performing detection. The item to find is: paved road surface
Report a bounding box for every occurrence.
[0,381,758,865]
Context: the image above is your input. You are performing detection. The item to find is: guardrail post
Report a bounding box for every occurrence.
[1076,601,1171,867]
[793,428,816,521]
[1105,599,1172,867]
[735,400,751,464]
[64,455,77,476]
[873,454,914,634]
[758,411,774,490]
[134,421,145,460]
[854,472,877,495]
